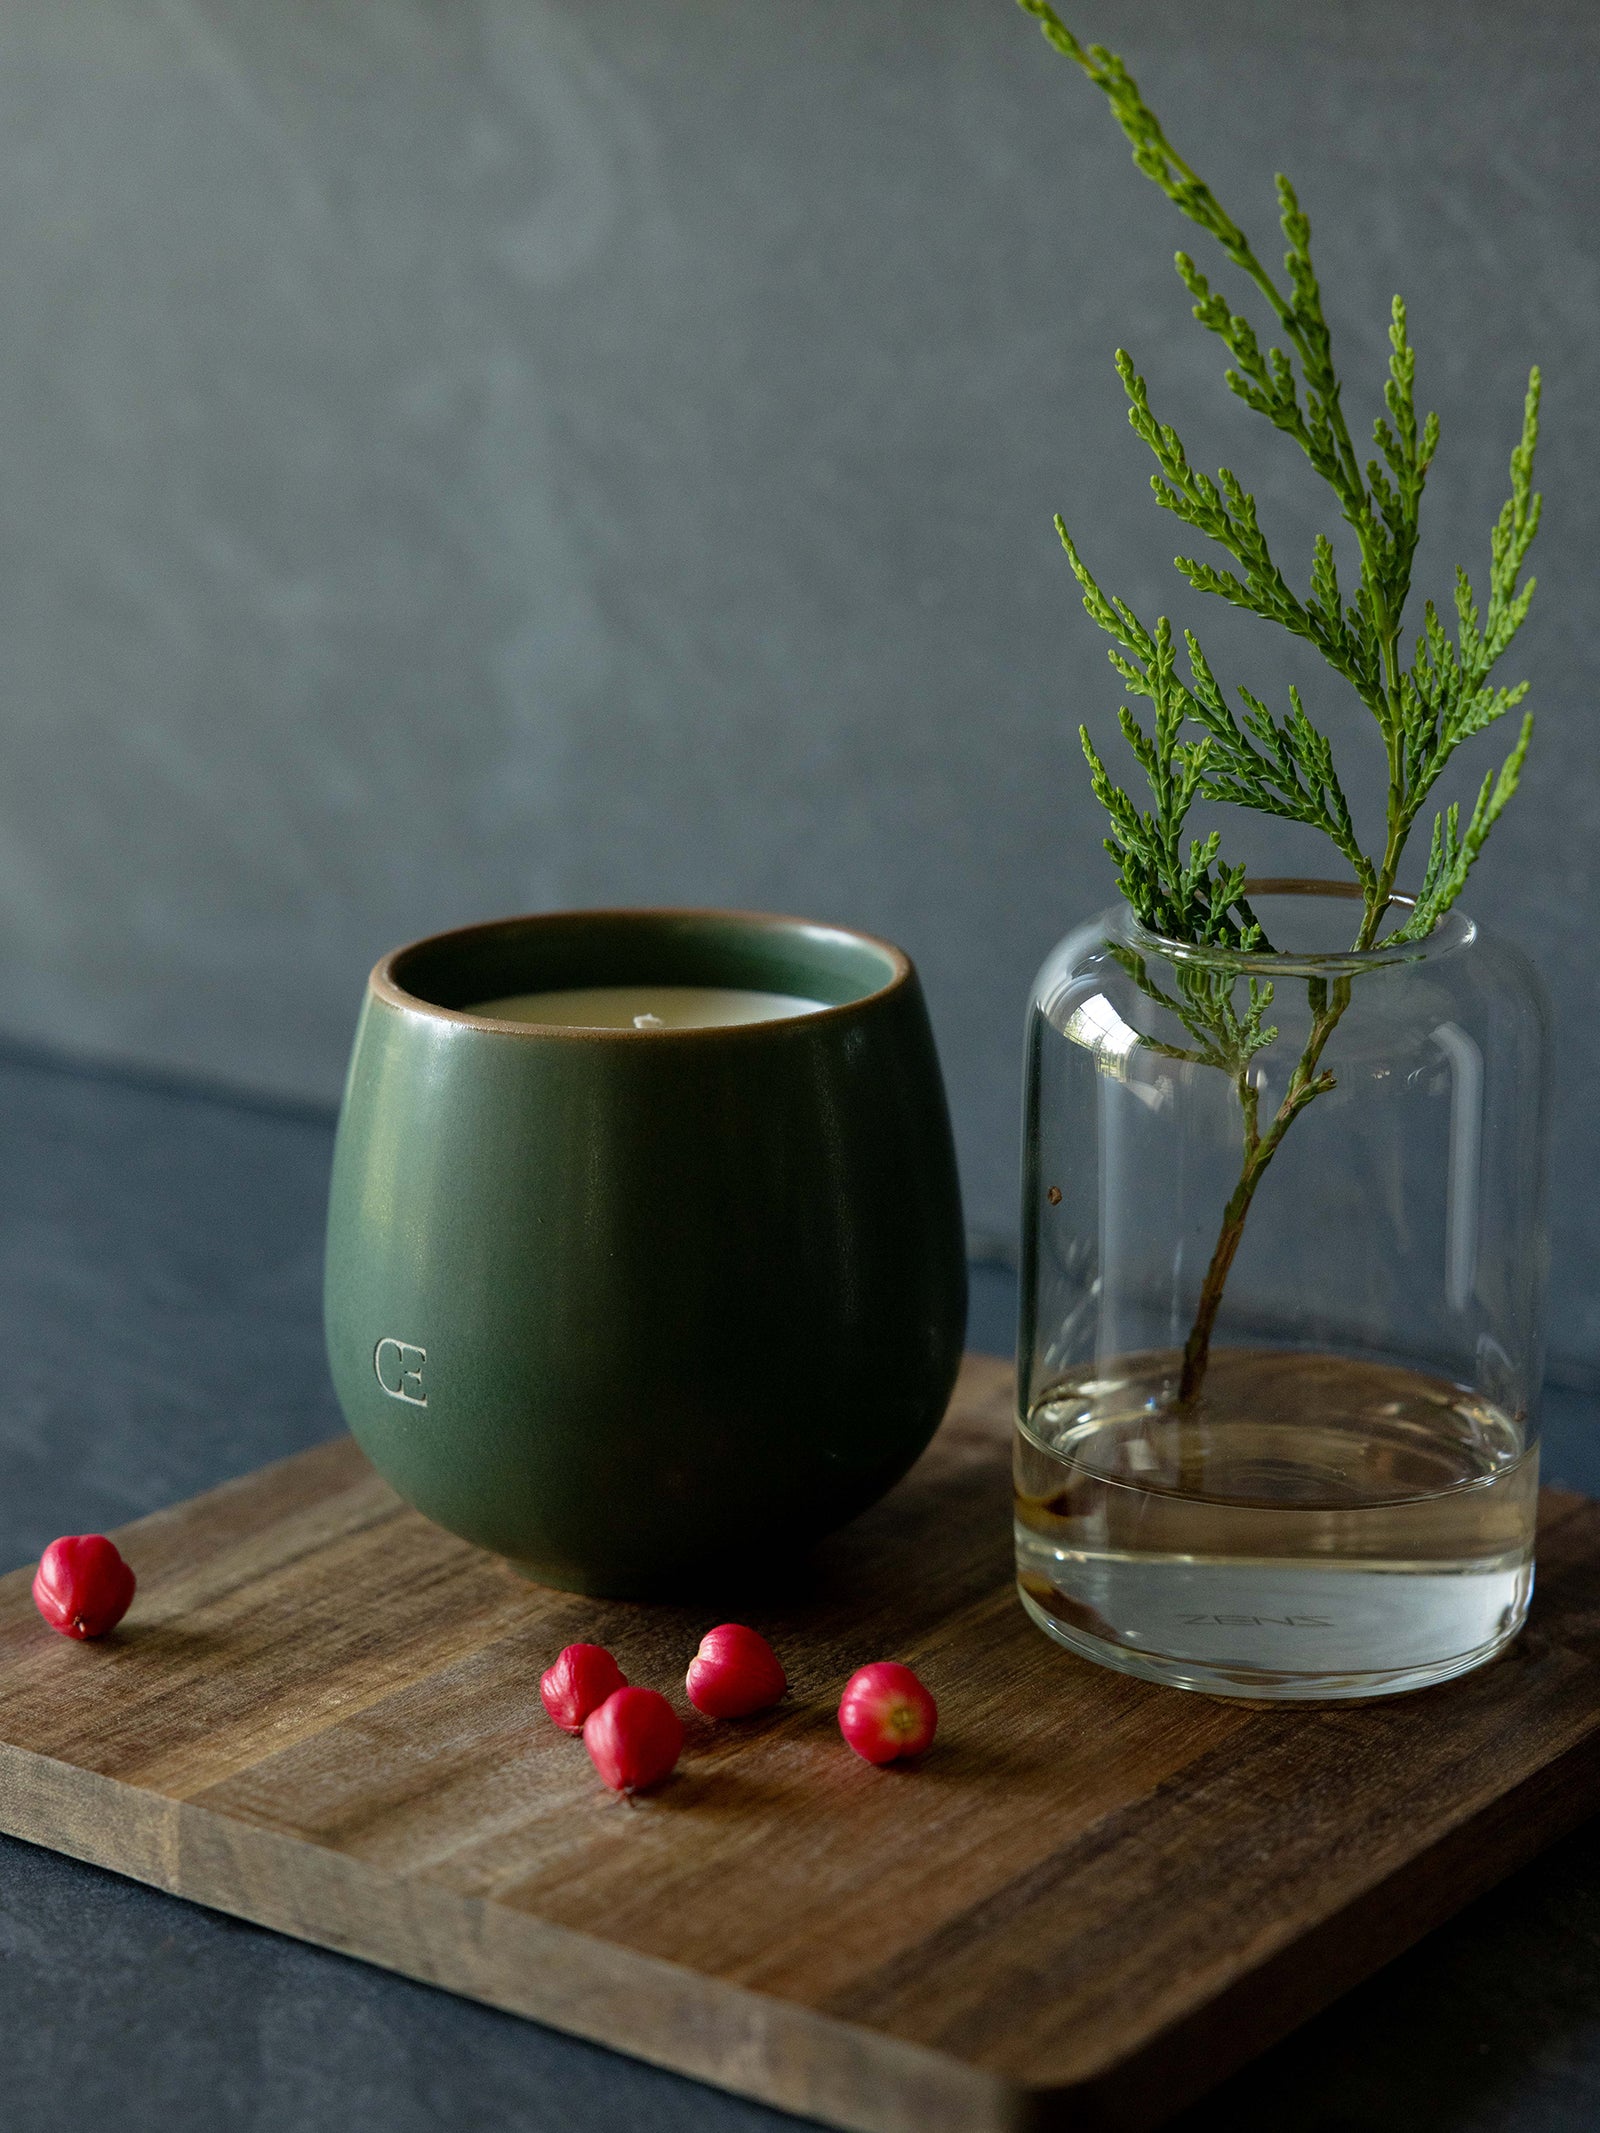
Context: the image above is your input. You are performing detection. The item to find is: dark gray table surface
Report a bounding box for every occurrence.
[2,1040,1599,2133]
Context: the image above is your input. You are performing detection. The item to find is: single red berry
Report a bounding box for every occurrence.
[685,1622,787,1719]
[837,1661,937,1765]
[32,1535,137,1640]
[540,1643,627,1734]
[582,1686,684,1794]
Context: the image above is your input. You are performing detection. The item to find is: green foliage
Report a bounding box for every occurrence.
[1110,941,1278,1084]
[1019,0,1541,952]
[1059,524,1260,948]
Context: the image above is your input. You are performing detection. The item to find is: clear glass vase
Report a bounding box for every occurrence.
[1016,880,1550,1701]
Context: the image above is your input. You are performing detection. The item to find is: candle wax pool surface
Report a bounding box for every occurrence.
[468,986,829,1030]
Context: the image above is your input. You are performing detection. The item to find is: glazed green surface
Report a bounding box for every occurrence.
[324,912,966,1596]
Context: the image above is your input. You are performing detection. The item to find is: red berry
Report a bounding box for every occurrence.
[540,1643,627,1734]
[685,1623,787,1719]
[32,1535,136,1640]
[583,1687,684,1794]
[837,1661,937,1765]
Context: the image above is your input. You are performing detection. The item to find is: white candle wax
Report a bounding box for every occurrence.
[468,984,828,1030]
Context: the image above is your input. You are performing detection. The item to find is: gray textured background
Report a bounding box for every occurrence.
[0,0,1593,1356]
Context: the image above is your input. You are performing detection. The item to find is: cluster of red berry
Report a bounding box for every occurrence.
[542,1627,938,1795]
[28,1535,939,1797]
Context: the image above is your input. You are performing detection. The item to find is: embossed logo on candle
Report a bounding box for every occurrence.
[374,1338,427,1406]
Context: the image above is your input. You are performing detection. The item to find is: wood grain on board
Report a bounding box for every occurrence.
[1,1354,1600,2133]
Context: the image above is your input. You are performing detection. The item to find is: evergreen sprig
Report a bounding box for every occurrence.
[1110,943,1279,1086]
[1060,524,1260,948]
[1019,0,1542,952]
[1019,0,1547,1402]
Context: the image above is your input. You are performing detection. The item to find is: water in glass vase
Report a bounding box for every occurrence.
[1014,1349,1537,1701]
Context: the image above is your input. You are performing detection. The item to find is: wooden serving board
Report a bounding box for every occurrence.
[3,1357,1600,2133]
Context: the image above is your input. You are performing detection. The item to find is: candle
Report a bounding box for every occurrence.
[468,985,828,1031]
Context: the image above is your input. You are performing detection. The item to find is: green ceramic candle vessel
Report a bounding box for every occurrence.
[323,908,967,1596]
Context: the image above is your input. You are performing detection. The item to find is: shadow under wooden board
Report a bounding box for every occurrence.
[2,1354,1600,2132]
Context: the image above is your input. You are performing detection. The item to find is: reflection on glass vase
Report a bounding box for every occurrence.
[1016,880,1550,1701]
